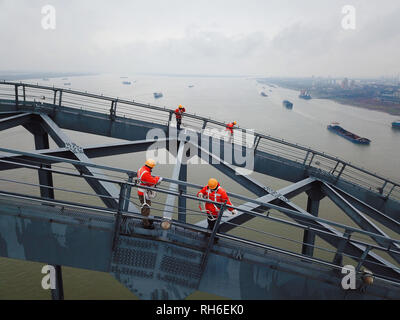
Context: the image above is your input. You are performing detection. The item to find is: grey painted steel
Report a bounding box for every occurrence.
[1,81,399,203]
[1,145,399,255]
[178,162,187,223]
[196,177,314,230]
[163,141,186,220]
[194,167,400,279]
[325,183,400,235]
[201,201,227,271]
[33,129,64,300]
[51,265,64,300]
[302,192,321,257]
[0,193,114,271]
[39,113,139,213]
[0,83,400,299]
[0,195,399,299]
[0,112,32,131]
[301,185,325,256]
[0,138,170,171]
[322,182,400,264]
[1,95,399,219]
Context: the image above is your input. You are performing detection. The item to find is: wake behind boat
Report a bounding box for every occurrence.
[327,122,370,145]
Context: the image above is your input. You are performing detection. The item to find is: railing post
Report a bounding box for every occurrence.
[201,200,227,270]
[303,151,310,166]
[14,84,19,107]
[335,163,347,182]
[356,245,371,272]
[378,181,388,195]
[109,99,117,121]
[254,136,261,150]
[386,184,396,198]
[333,229,352,266]
[53,89,57,105]
[23,85,26,102]
[58,90,62,107]
[112,183,130,250]
[202,120,208,130]
[331,160,340,175]
[308,152,315,167]
[168,111,173,126]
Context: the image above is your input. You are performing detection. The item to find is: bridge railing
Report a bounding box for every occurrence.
[0,146,399,284]
[0,81,399,201]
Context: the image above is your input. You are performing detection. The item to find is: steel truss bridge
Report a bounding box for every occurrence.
[0,81,399,300]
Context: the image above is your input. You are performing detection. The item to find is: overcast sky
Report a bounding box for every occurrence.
[0,0,399,77]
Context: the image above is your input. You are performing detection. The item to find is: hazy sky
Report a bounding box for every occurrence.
[0,0,399,77]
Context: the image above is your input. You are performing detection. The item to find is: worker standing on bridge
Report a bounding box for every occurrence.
[226,121,237,142]
[197,178,237,231]
[175,104,186,131]
[137,159,163,229]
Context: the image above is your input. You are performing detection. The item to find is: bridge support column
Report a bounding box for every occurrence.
[34,130,64,300]
[163,141,186,221]
[178,161,187,223]
[301,185,325,257]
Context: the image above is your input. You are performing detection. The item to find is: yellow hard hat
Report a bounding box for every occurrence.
[145,159,156,168]
[233,121,237,125]
[179,104,183,109]
[208,178,218,190]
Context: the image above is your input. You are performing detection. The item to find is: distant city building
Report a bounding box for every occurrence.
[341,78,349,89]
[380,88,400,103]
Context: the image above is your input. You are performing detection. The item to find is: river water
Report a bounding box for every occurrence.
[0,74,399,299]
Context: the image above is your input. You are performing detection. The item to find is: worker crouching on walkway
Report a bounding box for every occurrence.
[175,104,186,130]
[226,121,237,142]
[197,178,237,231]
[137,159,163,229]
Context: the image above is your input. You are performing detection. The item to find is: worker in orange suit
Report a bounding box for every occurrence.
[174,104,186,130]
[226,121,237,142]
[137,159,163,229]
[197,178,237,231]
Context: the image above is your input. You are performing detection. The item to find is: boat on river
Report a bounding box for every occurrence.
[327,122,370,145]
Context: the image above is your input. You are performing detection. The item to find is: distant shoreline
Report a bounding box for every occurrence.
[317,96,400,116]
[265,81,400,117]
[0,72,96,81]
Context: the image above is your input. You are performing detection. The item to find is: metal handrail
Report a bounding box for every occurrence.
[0,146,399,251]
[0,80,399,201]
[0,147,400,283]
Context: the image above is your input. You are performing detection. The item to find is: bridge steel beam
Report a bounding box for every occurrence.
[302,185,325,257]
[178,162,187,223]
[233,190,400,279]
[1,99,398,224]
[0,111,25,118]
[38,113,139,213]
[1,196,400,300]
[0,138,170,171]
[240,185,400,279]
[322,182,400,264]
[196,177,317,231]
[163,141,186,221]
[0,112,32,131]
[323,183,400,235]
[32,102,168,142]
[190,146,400,280]
[193,141,273,197]
[33,128,64,300]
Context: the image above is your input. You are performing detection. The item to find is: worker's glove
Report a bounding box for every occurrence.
[197,193,204,199]
[232,209,238,215]
[157,177,163,185]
